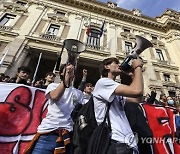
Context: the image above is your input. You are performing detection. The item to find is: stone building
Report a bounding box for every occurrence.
[0,0,180,97]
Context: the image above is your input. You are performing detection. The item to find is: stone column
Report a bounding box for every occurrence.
[5,45,29,77]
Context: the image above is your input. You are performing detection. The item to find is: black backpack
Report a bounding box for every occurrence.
[71,96,111,154]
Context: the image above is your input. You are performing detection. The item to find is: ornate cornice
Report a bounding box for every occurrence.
[47,13,69,23]
[165,31,180,42]
[50,0,180,33]
[2,2,27,13]
[153,61,179,71]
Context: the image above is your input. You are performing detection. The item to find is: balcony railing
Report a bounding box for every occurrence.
[0,25,12,31]
[39,33,61,42]
[162,81,176,87]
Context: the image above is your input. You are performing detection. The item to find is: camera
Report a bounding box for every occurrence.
[78,115,88,130]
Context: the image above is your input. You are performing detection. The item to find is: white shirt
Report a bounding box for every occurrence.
[93,78,138,150]
[38,83,84,133]
[83,92,91,104]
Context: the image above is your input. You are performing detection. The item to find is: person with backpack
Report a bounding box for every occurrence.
[92,57,144,154]
[25,64,84,154]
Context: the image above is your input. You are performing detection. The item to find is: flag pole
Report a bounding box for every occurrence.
[0,49,10,67]
[32,52,42,85]
[77,15,84,40]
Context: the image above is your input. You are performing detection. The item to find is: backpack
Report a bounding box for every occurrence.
[71,96,111,154]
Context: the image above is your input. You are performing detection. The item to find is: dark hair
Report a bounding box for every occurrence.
[160,93,166,99]
[18,66,31,74]
[45,72,56,77]
[84,83,93,88]
[99,57,119,77]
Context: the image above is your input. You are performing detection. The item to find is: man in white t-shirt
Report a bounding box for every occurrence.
[28,64,84,154]
[93,57,144,154]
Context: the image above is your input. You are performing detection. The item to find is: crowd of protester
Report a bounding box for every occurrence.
[0,66,56,89]
[1,66,180,111]
[1,63,180,154]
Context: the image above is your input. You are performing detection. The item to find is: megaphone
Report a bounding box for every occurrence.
[120,35,153,71]
[55,39,85,88]
[63,39,86,66]
[55,39,86,71]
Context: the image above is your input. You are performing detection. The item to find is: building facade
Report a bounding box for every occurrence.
[0,0,180,97]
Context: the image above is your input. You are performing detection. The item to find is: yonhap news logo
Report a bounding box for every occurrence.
[124,132,180,145]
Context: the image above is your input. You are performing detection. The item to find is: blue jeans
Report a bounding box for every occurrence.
[32,132,73,154]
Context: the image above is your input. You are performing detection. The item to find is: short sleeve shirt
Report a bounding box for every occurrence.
[93,78,138,150]
[38,83,84,133]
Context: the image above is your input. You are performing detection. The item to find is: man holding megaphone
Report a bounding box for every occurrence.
[92,56,144,154]
[25,63,85,154]
[92,35,152,154]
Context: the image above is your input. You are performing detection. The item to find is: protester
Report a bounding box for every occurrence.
[93,57,144,153]
[158,93,168,106]
[34,79,44,88]
[8,66,31,85]
[25,64,84,154]
[78,69,87,91]
[83,82,93,103]
[167,96,179,109]
[35,72,56,89]
[78,69,93,103]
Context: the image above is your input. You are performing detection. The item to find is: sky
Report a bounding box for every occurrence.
[99,0,180,17]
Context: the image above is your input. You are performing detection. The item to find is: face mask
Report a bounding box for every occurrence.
[168,100,174,105]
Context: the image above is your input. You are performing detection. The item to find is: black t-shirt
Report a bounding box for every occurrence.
[8,77,30,86]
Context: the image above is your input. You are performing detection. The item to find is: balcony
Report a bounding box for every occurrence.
[85,45,110,56]
[0,25,12,32]
[39,33,61,42]
[162,81,176,87]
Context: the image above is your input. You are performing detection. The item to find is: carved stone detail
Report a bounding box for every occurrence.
[47,13,69,23]
[151,39,165,48]
[2,2,27,13]
[132,9,141,17]
[107,2,117,9]
[120,32,136,41]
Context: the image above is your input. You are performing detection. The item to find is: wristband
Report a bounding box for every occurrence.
[134,65,142,70]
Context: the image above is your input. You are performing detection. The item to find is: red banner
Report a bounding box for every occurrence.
[140,104,180,154]
[1,83,180,154]
[0,83,48,154]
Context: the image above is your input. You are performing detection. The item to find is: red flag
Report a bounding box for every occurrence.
[86,17,91,35]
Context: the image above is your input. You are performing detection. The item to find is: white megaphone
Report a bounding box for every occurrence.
[120,35,153,71]
[64,39,86,66]
[55,39,85,71]
[55,39,85,88]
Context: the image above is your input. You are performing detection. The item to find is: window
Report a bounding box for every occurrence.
[156,49,164,61]
[152,36,157,40]
[168,91,176,97]
[16,1,27,6]
[125,42,132,54]
[86,28,100,48]
[0,14,16,26]
[47,24,60,36]
[164,74,170,82]
[124,29,130,33]
[56,11,65,16]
